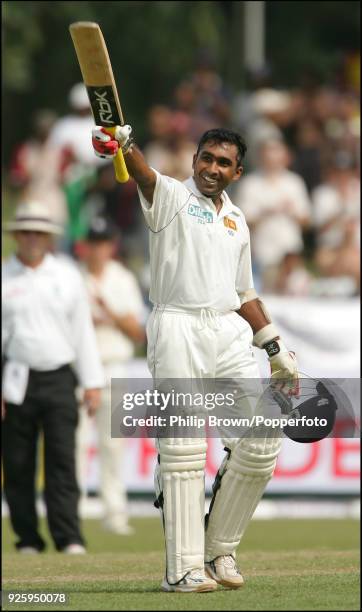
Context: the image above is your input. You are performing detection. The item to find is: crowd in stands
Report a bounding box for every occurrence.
[7,52,360,297]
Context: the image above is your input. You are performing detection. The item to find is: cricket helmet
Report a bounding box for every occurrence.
[268,375,354,443]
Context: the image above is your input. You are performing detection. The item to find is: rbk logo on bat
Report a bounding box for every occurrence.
[87,85,120,126]
[95,90,113,123]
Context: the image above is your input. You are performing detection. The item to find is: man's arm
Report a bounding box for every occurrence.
[94,295,145,343]
[237,296,298,392]
[238,298,274,336]
[69,269,105,414]
[112,312,145,343]
[123,144,156,205]
[92,126,157,206]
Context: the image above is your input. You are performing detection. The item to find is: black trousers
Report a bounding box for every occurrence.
[2,364,85,551]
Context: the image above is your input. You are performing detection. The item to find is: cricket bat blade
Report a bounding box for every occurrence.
[69,21,129,183]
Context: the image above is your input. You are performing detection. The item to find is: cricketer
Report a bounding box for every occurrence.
[92,124,299,592]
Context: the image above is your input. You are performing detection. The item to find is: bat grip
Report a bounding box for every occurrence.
[108,127,129,183]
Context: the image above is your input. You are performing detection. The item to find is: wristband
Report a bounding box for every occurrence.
[121,137,135,154]
[265,338,289,358]
[252,323,279,348]
[264,339,280,358]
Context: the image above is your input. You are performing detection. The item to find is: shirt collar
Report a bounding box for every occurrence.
[183,176,241,218]
[183,176,209,200]
[11,252,56,274]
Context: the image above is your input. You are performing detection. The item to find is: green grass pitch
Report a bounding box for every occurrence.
[2,516,360,610]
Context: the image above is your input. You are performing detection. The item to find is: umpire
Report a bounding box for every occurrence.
[2,201,104,554]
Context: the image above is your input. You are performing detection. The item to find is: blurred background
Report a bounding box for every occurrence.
[2,1,360,515]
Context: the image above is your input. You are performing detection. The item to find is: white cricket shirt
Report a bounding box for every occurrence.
[49,115,106,167]
[138,172,254,311]
[80,259,145,363]
[2,253,104,388]
[312,179,360,248]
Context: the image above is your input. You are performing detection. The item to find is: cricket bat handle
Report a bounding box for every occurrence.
[108,127,129,183]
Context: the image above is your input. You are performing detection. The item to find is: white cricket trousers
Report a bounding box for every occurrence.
[76,362,129,522]
[147,305,260,380]
[147,304,262,449]
[147,306,265,584]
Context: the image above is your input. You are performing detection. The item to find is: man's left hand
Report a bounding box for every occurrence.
[266,340,299,397]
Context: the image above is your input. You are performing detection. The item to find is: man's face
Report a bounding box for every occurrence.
[14,231,52,264]
[259,140,289,172]
[192,140,243,199]
[84,240,115,267]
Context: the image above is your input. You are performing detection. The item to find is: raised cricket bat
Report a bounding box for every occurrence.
[69,21,129,183]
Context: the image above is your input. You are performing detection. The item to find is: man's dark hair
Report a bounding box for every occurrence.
[196,128,247,167]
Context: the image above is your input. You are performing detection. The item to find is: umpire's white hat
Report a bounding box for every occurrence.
[4,201,64,234]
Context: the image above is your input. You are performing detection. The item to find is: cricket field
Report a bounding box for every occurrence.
[2,516,360,610]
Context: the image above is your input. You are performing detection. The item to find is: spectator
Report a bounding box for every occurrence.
[234,138,311,291]
[145,107,195,181]
[290,118,325,193]
[190,48,231,127]
[173,80,217,142]
[231,65,274,135]
[171,49,231,143]
[274,252,314,296]
[8,109,68,227]
[144,106,196,181]
[76,216,145,535]
[48,83,102,169]
[82,163,142,261]
[167,111,197,180]
[2,201,104,554]
[312,150,360,293]
[48,83,106,247]
[143,105,174,171]
[233,87,291,170]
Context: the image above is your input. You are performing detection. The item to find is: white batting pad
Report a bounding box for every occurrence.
[205,429,282,561]
[155,437,207,584]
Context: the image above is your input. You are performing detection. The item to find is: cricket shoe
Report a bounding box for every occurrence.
[62,543,86,554]
[102,518,135,536]
[161,569,218,593]
[205,555,244,589]
[18,546,41,554]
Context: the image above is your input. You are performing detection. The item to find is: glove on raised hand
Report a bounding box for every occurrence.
[92,125,132,159]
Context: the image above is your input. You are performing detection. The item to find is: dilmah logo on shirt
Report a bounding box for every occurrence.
[224,217,237,235]
[188,204,213,224]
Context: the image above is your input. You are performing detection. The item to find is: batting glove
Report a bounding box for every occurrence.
[253,323,299,396]
[265,339,299,396]
[92,125,132,159]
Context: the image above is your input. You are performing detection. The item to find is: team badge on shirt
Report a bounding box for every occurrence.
[224,217,237,231]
